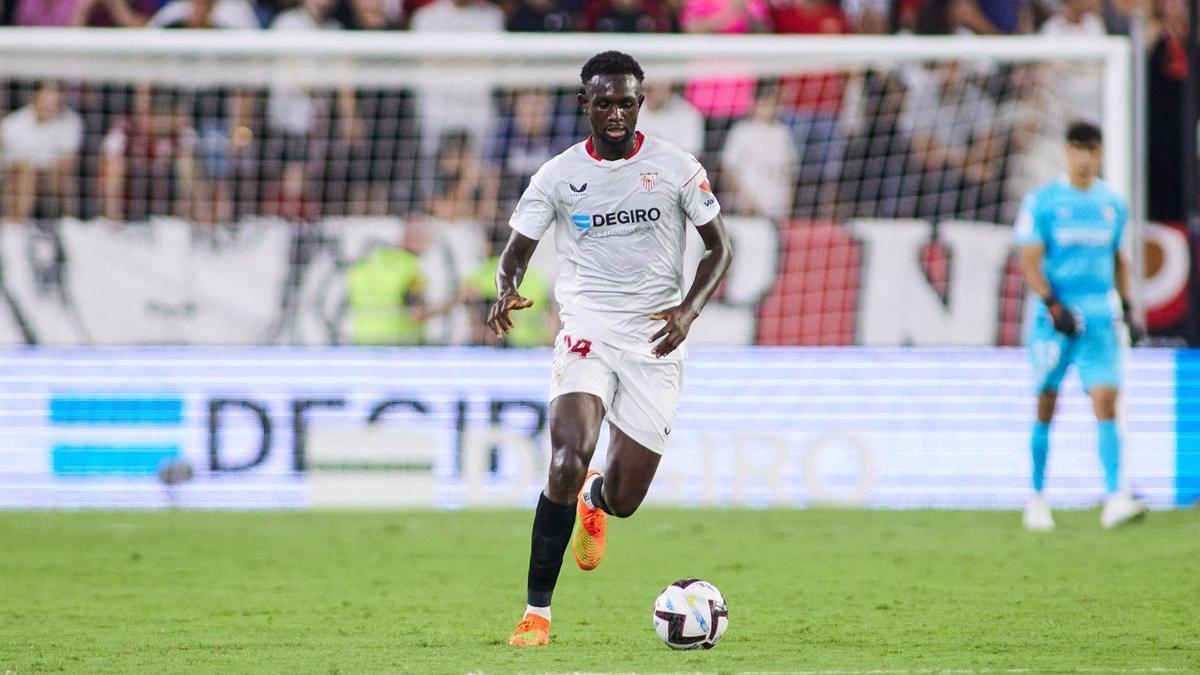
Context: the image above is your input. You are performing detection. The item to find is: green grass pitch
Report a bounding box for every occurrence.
[2,509,1198,674]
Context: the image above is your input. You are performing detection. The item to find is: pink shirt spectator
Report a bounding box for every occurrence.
[680,0,769,117]
[679,0,767,32]
[13,0,81,25]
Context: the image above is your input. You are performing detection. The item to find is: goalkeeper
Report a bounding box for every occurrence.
[1014,121,1147,531]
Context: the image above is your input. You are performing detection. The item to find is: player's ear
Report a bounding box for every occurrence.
[637,93,645,109]
[577,87,588,113]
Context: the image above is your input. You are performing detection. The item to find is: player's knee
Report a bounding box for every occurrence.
[1036,390,1057,422]
[546,447,588,495]
[1090,387,1118,420]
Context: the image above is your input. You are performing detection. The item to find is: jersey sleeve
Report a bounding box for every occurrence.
[508,165,557,241]
[1013,192,1044,246]
[679,160,721,226]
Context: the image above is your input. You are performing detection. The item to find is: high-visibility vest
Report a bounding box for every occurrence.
[465,256,553,347]
[345,246,424,345]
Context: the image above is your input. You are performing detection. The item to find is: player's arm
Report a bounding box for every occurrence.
[1019,243,1077,336]
[1114,251,1146,343]
[649,215,732,358]
[487,230,539,338]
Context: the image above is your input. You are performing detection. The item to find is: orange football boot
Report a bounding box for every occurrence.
[573,470,608,571]
[508,613,550,646]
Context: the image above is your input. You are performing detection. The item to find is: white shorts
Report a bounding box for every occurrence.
[549,329,683,454]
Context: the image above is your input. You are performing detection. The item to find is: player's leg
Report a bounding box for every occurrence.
[1078,321,1146,528]
[1089,386,1121,496]
[573,423,662,572]
[596,424,662,518]
[1025,322,1071,531]
[575,353,679,567]
[510,392,603,646]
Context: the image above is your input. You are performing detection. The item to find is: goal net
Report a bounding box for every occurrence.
[0,30,1132,346]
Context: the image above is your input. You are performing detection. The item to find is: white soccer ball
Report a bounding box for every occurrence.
[652,578,728,649]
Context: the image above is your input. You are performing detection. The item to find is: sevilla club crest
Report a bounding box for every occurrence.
[640,172,657,192]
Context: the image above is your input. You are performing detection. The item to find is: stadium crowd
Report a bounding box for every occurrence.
[0,0,1191,344]
[0,0,1188,228]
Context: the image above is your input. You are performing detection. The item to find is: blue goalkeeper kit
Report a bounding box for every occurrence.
[1014,176,1127,394]
[1015,176,1128,495]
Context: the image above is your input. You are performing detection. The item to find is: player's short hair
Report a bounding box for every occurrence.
[1066,121,1103,146]
[580,51,645,88]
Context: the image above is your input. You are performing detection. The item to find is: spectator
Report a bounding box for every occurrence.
[975,0,1031,32]
[995,64,1068,216]
[427,129,498,224]
[1,82,83,223]
[1146,0,1189,221]
[461,238,555,346]
[681,0,769,132]
[836,68,913,219]
[10,0,84,25]
[503,0,579,30]
[720,83,797,221]
[636,81,704,156]
[914,0,1016,34]
[487,89,573,206]
[262,161,320,222]
[409,0,504,158]
[342,220,432,345]
[1101,0,1143,34]
[841,0,888,31]
[1039,0,1105,122]
[267,0,368,215]
[147,0,258,27]
[900,61,1005,220]
[70,0,157,26]
[342,0,400,27]
[770,0,849,201]
[99,85,185,222]
[580,0,672,31]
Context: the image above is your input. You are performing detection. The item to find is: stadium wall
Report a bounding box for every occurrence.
[2,346,1197,510]
[0,217,1191,346]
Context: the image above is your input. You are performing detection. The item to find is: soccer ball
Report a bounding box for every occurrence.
[652,578,728,649]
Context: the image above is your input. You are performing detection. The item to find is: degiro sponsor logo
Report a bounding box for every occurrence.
[571,208,662,230]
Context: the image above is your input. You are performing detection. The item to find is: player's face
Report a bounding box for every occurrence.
[580,74,644,154]
[1065,140,1102,183]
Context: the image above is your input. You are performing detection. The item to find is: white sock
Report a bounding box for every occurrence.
[525,604,551,621]
[581,473,602,509]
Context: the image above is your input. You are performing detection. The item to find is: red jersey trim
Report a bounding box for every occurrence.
[584,131,645,161]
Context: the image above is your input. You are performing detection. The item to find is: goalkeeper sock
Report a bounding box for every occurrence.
[1031,421,1050,493]
[1097,420,1120,495]
[526,491,575,608]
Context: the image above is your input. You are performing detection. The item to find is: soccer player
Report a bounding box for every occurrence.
[1015,121,1147,531]
[488,51,732,647]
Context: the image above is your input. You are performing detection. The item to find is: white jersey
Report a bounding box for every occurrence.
[509,132,721,355]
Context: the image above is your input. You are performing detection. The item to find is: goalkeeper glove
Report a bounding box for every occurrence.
[1121,298,1147,346]
[1042,294,1078,336]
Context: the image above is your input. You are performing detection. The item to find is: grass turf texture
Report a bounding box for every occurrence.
[2,509,1198,674]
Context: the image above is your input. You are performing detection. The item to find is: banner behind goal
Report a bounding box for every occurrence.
[0,31,1133,346]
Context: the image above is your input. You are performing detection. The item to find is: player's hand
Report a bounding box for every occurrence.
[649,305,697,358]
[1122,299,1147,346]
[1044,297,1078,337]
[486,293,533,338]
